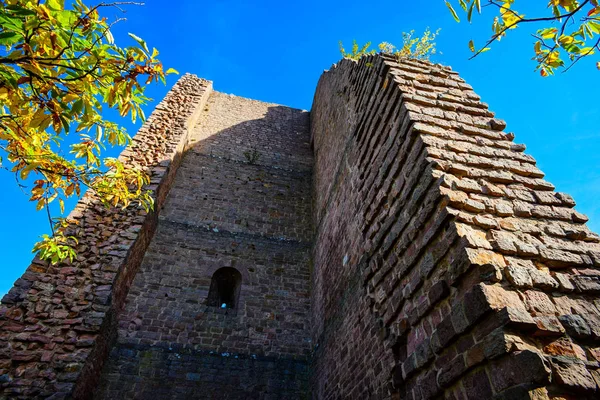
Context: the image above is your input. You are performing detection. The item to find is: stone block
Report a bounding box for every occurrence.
[558,314,592,338]
[489,351,551,393]
[551,359,597,392]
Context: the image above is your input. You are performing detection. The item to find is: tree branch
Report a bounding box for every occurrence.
[469,0,590,59]
[563,36,600,72]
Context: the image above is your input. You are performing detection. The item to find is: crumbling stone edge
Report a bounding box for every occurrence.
[0,74,212,399]
[309,54,600,398]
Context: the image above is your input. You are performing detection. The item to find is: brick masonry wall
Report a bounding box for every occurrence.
[4,54,600,400]
[310,54,600,399]
[96,344,309,399]
[0,75,212,399]
[95,92,313,399]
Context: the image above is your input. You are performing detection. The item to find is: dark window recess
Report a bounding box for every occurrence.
[207,267,242,309]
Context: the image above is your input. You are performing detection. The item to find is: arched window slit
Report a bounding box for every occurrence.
[207,267,242,310]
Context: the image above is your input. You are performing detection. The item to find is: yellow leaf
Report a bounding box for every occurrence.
[30,109,49,129]
[36,199,46,211]
[445,1,460,22]
[558,35,574,45]
[63,93,79,103]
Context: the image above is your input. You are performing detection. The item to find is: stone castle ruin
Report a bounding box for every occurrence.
[2,54,600,399]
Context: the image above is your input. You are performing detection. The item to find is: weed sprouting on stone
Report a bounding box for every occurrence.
[244,148,261,165]
[339,27,440,62]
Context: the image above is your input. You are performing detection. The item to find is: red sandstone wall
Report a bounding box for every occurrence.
[310,54,600,399]
[3,54,600,400]
[0,75,212,399]
[95,92,313,399]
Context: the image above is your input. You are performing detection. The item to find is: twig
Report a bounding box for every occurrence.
[563,36,600,72]
[469,0,590,59]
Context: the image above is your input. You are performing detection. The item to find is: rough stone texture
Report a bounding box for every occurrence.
[96,344,309,399]
[0,74,212,399]
[3,54,600,399]
[95,92,313,399]
[310,54,600,399]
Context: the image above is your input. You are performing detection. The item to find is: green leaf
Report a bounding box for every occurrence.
[539,28,557,40]
[105,29,114,45]
[128,32,149,54]
[72,99,83,115]
[445,1,460,22]
[5,6,36,16]
[475,0,481,13]
[165,68,179,75]
[468,39,475,52]
[468,2,475,22]
[552,6,560,18]
[55,10,77,26]
[0,31,20,46]
[59,115,70,134]
[0,13,22,31]
[46,0,65,11]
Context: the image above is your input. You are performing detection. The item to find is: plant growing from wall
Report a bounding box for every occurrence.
[339,27,441,61]
[444,0,600,76]
[0,0,176,263]
[243,148,261,165]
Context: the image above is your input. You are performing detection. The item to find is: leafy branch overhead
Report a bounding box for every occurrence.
[445,0,600,75]
[0,0,176,263]
[339,28,441,62]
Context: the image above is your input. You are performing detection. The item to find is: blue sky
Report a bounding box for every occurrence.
[1,0,599,296]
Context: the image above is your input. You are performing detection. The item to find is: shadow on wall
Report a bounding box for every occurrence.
[0,75,214,399]
[0,86,315,400]
[93,98,315,399]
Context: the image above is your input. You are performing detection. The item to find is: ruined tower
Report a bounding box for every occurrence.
[2,55,600,399]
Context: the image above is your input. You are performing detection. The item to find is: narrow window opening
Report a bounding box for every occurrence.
[207,267,242,309]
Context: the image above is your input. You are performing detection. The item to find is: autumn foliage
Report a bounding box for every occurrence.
[445,0,600,75]
[0,0,175,263]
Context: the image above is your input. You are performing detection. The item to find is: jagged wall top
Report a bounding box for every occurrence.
[310,53,600,399]
[0,74,212,399]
